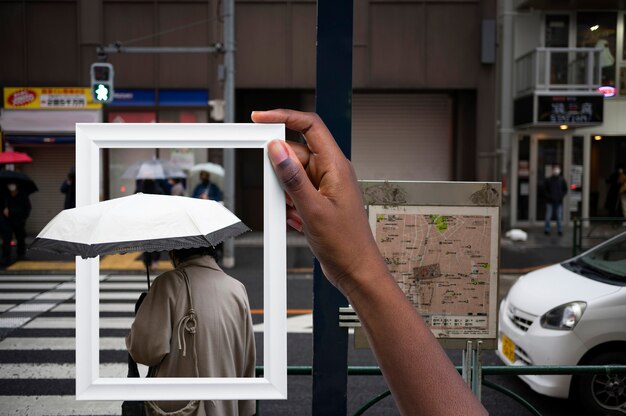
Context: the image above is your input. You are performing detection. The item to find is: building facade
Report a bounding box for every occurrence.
[502,0,626,228]
[0,0,497,235]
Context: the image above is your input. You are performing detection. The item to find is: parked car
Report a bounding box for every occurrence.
[497,231,626,415]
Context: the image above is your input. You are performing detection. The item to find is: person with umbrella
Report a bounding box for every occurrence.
[192,170,222,201]
[30,193,253,415]
[1,181,32,265]
[126,245,255,416]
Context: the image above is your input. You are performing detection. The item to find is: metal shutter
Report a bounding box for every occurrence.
[13,145,75,236]
[352,93,452,181]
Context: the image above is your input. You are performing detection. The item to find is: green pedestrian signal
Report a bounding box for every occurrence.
[90,63,114,103]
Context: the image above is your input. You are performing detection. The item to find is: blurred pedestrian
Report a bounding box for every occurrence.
[126,246,255,416]
[169,178,185,196]
[60,168,76,209]
[544,164,568,236]
[604,166,623,217]
[1,182,32,265]
[619,166,626,221]
[192,170,222,201]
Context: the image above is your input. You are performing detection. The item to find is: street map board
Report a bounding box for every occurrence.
[360,181,501,349]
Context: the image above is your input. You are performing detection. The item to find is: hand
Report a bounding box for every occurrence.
[3,208,8,218]
[252,109,387,296]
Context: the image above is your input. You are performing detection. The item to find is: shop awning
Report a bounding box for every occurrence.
[0,109,101,135]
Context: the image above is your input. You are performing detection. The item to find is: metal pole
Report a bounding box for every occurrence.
[499,0,515,227]
[312,0,353,414]
[222,0,236,268]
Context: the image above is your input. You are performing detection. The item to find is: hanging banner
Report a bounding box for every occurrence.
[4,87,102,110]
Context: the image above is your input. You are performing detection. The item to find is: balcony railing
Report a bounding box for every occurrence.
[515,47,602,97]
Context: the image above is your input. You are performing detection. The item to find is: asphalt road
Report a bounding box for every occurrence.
[0,245,579,415]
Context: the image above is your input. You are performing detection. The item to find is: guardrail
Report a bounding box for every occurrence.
[572,217,625,256]
[254,364,626,415]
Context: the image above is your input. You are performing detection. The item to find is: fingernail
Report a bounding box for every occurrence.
[268,140,289,165]
[287,218,303,233]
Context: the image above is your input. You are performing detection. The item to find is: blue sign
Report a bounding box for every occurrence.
[159,89,209,106]
[109,89,156,106]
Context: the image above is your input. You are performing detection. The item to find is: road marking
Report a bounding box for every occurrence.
[250,308,313,315]
[0,275,74,282]
[0,362,147,379]
[0,283,57,290]
[253,313,313,334]
[24,317,133,329]
[0,337,125,350]
[0,396,121,415]
[51,303,135,313]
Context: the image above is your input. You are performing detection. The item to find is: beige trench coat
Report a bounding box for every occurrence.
[126,255,256,416]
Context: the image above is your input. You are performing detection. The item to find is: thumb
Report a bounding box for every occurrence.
[268,140,320,213]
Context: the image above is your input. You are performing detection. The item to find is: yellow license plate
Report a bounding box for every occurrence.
[501,335,515,363]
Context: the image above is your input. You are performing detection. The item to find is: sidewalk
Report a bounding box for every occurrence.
[0,231,310,274]
[0,226,609,275]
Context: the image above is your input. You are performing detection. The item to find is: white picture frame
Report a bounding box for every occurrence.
[75,123,287,400]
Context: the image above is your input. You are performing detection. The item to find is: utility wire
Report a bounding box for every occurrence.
[120,17,218,46]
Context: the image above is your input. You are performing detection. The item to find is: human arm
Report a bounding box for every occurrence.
[252,109,487,415]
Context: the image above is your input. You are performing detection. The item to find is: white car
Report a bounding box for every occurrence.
[497,231,626,415]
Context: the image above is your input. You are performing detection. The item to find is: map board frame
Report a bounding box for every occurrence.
[359,180,501,349]
[75,123,287,401]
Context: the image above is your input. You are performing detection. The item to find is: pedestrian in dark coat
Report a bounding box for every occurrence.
[60,169,76,209]
[544,164,568,236]
[1,182,31,264]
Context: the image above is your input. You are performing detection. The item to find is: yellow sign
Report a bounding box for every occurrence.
[3,87,102,109]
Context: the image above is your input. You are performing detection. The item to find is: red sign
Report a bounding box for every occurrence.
[7,89,37,107]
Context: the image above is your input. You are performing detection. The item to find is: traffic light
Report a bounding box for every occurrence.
[90,63,114,103]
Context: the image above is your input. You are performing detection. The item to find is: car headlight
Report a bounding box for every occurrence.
[540,301,586,330]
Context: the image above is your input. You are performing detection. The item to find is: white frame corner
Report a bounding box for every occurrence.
[75,123,287,401]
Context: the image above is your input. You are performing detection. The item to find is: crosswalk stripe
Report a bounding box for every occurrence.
[24,317,135,329]
[0,293,38,300]
[0,363,148,379]
[99,292,147,300]
[0,337,126,350]
[0,396,121,415]
[51,303,135,313]
[0,275,74,282]
[0,283,58,290]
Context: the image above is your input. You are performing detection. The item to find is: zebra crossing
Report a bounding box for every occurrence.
[0,272,313,415]
[0,273,149,415]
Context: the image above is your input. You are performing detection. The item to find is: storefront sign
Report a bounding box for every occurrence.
[537,95,603,124]
[4,87,102,109]
[514,93,603,127]
[107,89,208,107]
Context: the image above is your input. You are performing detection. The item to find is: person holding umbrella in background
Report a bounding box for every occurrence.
[1,181,32,265]
[192,170,222,201]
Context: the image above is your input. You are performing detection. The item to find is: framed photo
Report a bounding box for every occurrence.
[75,123,287,400]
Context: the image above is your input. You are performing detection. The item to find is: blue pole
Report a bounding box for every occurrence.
[312,0,353,415]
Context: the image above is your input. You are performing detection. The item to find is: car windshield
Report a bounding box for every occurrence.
[566,233,626,285]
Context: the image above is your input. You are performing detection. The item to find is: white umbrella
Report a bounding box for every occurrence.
[189,162,225,189]
[30,193,249,259]
[122,159,186,180]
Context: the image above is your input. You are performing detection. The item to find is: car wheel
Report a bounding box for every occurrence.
[574,351,626,416]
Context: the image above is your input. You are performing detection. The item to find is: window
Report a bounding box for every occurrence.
[576,12,617,88]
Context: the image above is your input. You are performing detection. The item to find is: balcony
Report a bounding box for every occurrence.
[515,47,602,97]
